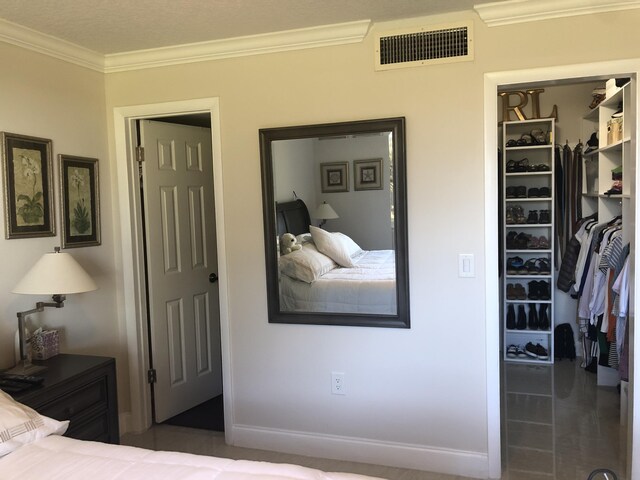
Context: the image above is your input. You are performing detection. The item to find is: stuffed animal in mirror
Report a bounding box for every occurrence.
[280,233,302,254]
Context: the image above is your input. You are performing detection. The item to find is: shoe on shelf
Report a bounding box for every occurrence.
[516,305,527,330]
[514,283,527,300]
[506,186,516,198]
[538,187,551,198]
[535,344,549,360]
[506,283,516,300]
[538,304,550,330]
[526,209,539,224]
[538,280,551,300]
[539,209,550,224]
[506,305,516,329]
[524,258,539,274]
[506,206,515,224]
[516,186,527,198]
[527,235,540,249]
[506,231,518,249]
[516,345,528,358]
[506,256,524,275]
[527,187,540,198]
[537,258,551,275]
[528,280,540,300]
[528,304,539,330]
[525,342,538,358]
[514,205,526,224]
[506,345,517,358]
[538,236,550,249]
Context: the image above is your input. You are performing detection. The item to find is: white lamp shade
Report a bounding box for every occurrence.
[13,250,97,295]
[315,202,339,220]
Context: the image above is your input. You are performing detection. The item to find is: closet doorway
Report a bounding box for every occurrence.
[483,61,640,479]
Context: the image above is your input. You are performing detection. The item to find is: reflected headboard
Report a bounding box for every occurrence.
[275,199,311,237]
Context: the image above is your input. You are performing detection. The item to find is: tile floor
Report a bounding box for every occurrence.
[121,360,626,479]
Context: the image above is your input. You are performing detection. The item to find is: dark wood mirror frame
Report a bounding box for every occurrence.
[259,117,409,328]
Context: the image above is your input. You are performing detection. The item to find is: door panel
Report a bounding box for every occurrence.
[140,119,222,422]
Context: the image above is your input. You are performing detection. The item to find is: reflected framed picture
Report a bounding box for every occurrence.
[59,154,101,248]
[320,161,349,193]
[1,132,55,239]
[354,158,383,191]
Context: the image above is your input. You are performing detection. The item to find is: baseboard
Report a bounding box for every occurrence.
[230,424,489,478]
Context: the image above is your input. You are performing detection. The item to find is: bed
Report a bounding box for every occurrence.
[0,389,381,480]
[275,200,397,314]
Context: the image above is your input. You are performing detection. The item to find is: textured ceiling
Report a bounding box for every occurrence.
[0,0,496,54]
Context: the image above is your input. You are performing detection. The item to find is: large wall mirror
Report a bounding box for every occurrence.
[259,117,409,328]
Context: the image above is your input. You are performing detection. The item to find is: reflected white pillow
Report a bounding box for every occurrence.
[309,226,362,267]
[0,389,69,457]
[279,243,337,283]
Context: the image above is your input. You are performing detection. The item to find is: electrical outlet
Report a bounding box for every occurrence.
[331,372,346,395]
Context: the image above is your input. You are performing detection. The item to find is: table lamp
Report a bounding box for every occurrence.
[9,247,97,374]
[314,202,339,228]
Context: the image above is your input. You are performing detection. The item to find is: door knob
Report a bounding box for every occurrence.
[209,273,218,283]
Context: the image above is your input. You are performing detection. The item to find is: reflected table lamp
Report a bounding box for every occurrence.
[9,247,97,375]
[314,202,339,228]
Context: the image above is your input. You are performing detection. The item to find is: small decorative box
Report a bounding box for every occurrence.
[32,329,59,360]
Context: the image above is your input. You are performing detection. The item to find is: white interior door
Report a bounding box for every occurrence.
[140,119,222,422]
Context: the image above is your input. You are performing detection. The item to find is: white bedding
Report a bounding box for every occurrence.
[0,435,380,480]
[280,250,396,314]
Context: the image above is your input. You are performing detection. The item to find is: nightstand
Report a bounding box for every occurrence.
[10,354,119,444]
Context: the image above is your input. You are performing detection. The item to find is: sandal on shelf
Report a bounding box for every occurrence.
[506,206,514,224]
[524,258,540,274]
[537,258,551,275]
[516,133,533,146]
[535,164,550,171]
[513,205,526,224]
[506,160,517,173]
[515,158,529,172]
[506,139,518,148]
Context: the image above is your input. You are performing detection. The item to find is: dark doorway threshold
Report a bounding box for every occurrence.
[163,394,224,432]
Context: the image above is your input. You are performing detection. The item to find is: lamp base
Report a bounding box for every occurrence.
[4,361,47,376]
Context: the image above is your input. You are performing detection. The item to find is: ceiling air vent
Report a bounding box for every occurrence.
[375,21,473,71]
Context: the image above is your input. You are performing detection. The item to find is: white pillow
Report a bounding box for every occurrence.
[0,389,69,457]
[279,243,337,283]
[309,226,362,267]
[295,233,313,245]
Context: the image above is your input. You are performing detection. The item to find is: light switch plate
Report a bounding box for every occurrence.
[459,254,475,278]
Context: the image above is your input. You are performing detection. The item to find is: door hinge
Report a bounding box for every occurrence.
[147,368,157,384]
[136,145,145,163]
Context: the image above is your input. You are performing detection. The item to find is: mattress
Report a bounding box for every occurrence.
[280,250,397,314]
[0,435,381,480]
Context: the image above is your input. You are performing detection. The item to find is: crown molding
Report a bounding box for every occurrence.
[0,18,369,73]
[0,17,104,71]
[474,0,640,27]
[103,20,370,73]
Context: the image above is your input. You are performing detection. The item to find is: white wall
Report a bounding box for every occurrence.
[273,138,316,205]
[0,44,128,409]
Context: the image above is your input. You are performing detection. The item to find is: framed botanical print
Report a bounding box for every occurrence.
[1,132,55,239]
[320,161,349,193]
[59,154,101,248]
[354,158,383,191]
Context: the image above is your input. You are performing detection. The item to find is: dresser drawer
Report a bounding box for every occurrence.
[37,376,108,421]
[66,409,111,443]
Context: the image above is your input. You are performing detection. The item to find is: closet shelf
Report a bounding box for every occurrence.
[505,223,552,228]
[505,145,553,151]
[506,172,552,177]
[505,198,552,203]
[505,300,552,304]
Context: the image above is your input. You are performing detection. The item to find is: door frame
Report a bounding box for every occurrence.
[113,98,232,439]
[484,60,640,478]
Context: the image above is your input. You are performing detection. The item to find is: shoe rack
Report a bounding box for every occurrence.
[581,81,633,387]
[502,118,555,364]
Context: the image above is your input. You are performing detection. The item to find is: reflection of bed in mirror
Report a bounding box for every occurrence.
[276,199,396,315]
